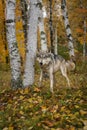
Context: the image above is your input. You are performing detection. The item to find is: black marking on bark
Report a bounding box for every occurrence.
[8,0,15,6]
[36,2,42,9]
[12,42,18,49]
[41,37,45,40]
[66,24,70,29]
[10,48,17,54]
[67,33,72,38]
[6,19,15,23]
[61,5,65,10]
[68,46,74,50]
[41,31,45,35]
[38,17,41,22]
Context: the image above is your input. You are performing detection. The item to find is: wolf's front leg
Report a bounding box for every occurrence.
[49,70,54,93]
[39,69,43,87]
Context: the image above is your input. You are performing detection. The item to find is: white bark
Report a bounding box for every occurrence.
[5,0,22,88]
[23,0,38,87]
[61,0,75,57]
[38,0,48,52]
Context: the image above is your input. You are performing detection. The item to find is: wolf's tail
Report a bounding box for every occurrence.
[66,60,75,71]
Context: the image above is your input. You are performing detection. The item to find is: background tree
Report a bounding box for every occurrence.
[49,0,54,53]
[5,0,22,88]
[20,0,28,44]
[79,0,87,58]
[38,0,48,52]
[61,0,75,57]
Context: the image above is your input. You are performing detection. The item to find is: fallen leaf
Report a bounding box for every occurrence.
[19,95,24,100]
[80,110,87,115]
[3,128,8,130]
[8,127,14,130]
[19,110,24,115]
[69,127,75,130]
[34,87,41,92]
[41,106,48,113]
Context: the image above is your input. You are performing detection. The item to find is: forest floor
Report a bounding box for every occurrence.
[0,61,87,130]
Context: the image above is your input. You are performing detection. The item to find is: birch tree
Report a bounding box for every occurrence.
[49,0,54,53]
[5,0,22,89]
[79,0,87,58]
[38,0,48,52]
[23,0,39,87]
[20,0,28,44]
[61,0,75,57]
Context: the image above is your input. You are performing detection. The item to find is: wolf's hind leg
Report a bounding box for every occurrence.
[60,66,70,88]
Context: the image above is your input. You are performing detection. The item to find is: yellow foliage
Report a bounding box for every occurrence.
[78,37,84,44]
[76,28,83,33]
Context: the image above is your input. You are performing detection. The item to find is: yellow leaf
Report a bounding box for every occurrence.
[74,105,79,109]
[41,106,47,113]
[19,111,24,115]
[34,87,41,92]
[24,87,29,94]
[61,106,66,111]
[42,120,54,127]
[3,128,8,130]
[19,89,24,94]
[69,127,75,130]
[80,110,87,115]
[8,127,14,130]
[20,95,24,100]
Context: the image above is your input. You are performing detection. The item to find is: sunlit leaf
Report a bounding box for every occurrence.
[3,128,8,130]
[19,95,24,100]
[19,110,24,115]
[8,127,14,130]
[41,106,48,113]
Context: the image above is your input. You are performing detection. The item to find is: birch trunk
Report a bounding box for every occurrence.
[5,0,22,89]
[79,1,87,58]
[20,0,28,44]
[49,0,54,53]
[61,0,75,57]
[23,0,38,87]
[38,0,48,52]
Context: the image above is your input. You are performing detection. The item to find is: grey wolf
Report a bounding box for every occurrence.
[36,51,75,93]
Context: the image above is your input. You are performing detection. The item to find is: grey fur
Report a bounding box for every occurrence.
[36,51,75,93]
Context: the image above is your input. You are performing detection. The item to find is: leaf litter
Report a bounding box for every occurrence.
[0,85,87,130]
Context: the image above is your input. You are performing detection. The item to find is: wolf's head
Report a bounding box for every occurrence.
[36,51,53,66]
